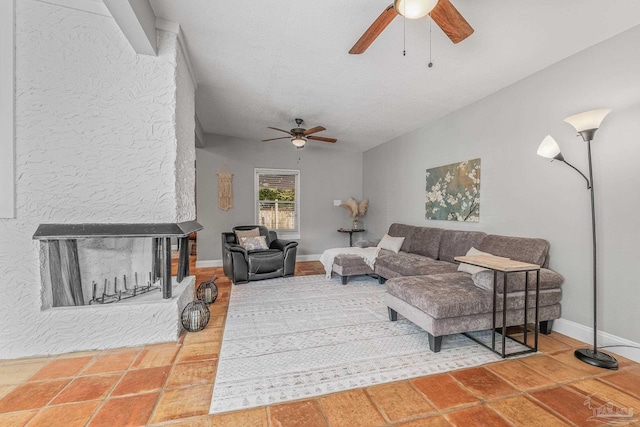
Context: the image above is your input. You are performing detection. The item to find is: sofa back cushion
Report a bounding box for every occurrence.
[438,230,487,263]
[388,223,416,253]
[408,227,445,259]
[479,234,550,266]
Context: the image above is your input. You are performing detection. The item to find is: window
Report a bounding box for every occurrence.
[255,168,300,239]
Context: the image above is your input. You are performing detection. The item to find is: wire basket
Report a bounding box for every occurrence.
[196,278,218,305]
[181,300,210,332]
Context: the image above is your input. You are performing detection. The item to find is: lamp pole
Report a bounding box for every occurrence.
[571,130,617,369]
[586,138,598,356]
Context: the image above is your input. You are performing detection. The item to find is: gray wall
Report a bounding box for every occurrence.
[197,135,363,261]
[363,26,640,343]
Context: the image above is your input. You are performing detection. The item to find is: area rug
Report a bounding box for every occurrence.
[210,274,529,414]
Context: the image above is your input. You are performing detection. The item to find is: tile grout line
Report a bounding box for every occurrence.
[22,354,101,425]
[145,339,187,424]
[76,347,143,426]
[526,387,588,427]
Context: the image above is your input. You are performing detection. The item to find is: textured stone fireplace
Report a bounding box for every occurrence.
[0,1,196,359]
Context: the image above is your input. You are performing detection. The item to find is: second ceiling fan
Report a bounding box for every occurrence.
[349,0,474,54]
[262,118,337,149]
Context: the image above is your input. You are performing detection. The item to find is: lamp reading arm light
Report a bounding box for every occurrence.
[537,135,591,189]
[557,157,591,190]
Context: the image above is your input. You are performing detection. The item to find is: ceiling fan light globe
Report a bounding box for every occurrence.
[394,0,439,19]
[291,136,306,147]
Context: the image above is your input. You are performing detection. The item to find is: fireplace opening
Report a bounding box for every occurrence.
[33,222,202,309]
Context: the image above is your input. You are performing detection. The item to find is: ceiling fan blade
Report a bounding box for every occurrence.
[261,136,291,142]
[349,4,398,54]
[267,127,293,135]
[303,126,326,136]
[308,135,337,143]
[429,0,474,44]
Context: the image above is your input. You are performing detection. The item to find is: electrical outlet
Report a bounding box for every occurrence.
[334,200,342,206]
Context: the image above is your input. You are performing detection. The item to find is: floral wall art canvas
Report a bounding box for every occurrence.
[425,158,481,222]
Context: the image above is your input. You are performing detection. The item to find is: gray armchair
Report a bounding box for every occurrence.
[222,225,298,284]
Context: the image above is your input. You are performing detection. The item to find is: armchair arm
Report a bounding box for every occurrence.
[226,242,248,257]
[270,239,299,251]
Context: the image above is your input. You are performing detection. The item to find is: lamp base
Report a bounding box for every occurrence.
[574,348,618,370]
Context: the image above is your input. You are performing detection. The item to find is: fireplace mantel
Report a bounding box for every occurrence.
[33,221,202,240]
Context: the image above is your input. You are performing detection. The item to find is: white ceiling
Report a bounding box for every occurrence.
[149,0,640,152]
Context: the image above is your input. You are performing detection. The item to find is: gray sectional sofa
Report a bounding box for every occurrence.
[332,223,563,352]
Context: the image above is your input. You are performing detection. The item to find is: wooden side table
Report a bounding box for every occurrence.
[337,228,365,247]
[454,255,541,358]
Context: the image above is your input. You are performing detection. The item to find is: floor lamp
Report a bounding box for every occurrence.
[537,108,618,370]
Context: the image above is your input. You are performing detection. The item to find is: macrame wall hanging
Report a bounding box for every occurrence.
[217,165,233,211]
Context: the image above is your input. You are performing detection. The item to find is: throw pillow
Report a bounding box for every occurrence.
[354,239,381,248]
[235,227,260,242]
[472,268,564,293]
[457,247,501,275]
[377,234,405,253]
[239,236,269,251]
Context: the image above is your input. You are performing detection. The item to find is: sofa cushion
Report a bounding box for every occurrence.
[457,247,507,275]
[408,227,445,259]
[479,235,549,266]
[378,234,405,253]
[386,273,561,319]
[388,223,416,253]
[376,253,457,277]
[438,230,487,263]
[472,268,564,292]
[386,273,488,318]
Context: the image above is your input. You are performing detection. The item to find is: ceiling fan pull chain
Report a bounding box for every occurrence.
[428,16,434,68]
[403,1,406,56]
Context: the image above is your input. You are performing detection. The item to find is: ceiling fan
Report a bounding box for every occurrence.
[262,118,337,149]
[349,0,474,54]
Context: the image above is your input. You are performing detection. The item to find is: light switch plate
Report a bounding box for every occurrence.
[333,200,341,206]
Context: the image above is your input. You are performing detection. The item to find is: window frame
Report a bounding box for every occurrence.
[254,168,300,240]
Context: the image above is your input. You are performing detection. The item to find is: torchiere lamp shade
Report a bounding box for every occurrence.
[564,109,612,132]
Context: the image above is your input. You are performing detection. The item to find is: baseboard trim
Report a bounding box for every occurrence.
[196,255,320,268]
[296,254,321,262]
[554,318,640,363]
[196,259,222,268]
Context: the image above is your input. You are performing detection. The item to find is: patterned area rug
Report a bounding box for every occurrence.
[210,274,527,414]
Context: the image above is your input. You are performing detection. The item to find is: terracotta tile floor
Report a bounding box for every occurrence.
[1,260,640,426]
